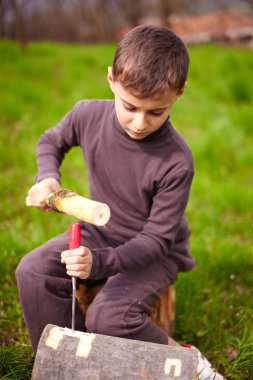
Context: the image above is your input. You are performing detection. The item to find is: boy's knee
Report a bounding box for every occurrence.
[16,251,42,294]
[85,302,116,336]
[16,246,47,283]
[85,300,143,337]
[16,253,33,281]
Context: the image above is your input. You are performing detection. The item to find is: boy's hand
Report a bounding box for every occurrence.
[26,177,61,211]
[61,247,93,279]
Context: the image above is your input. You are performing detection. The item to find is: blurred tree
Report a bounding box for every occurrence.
[1,0,28,50]
[0,0,7,38]
[71,0,116,42]
[90,0,116,42]
[159,0,173,26]
[1,0,252,44]
[245,0,253,7]
[118,0,143,27]
[159,0,183,26]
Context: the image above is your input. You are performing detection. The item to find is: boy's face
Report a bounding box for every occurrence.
[108,67,185,140]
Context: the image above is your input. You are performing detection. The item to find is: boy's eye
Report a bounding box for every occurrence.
[150,111,164,116]
[123,104,136,112]
[123,104,164,116]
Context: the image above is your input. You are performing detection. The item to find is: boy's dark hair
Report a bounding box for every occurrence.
[112,25,189,98]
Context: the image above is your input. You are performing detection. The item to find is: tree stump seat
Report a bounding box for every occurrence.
[76,281,175,337]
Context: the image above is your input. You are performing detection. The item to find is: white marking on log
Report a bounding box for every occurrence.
[45,326,96,358]
[76,334,96,357]
[164,358,182,377]
[45,326,64,350]
[63,327,84,338]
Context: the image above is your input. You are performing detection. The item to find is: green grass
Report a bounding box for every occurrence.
[0,345,33,380]
[0,40,253,379]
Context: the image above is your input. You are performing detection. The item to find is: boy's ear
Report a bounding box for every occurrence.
[177,81,187,97]
[107,66,115,93]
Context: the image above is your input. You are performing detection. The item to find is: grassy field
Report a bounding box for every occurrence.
[0,40,252,379]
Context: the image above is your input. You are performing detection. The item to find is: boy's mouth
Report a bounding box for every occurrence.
[127,128,148,136]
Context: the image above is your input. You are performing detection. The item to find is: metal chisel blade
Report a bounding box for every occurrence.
[71,277,77,331]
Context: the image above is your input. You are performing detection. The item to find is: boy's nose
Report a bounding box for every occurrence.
[133,113,147,131]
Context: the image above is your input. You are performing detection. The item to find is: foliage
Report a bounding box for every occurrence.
[0,41,252,379]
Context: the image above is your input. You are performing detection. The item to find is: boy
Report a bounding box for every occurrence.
[16,26,225,379]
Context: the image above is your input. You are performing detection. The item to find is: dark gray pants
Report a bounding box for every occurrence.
[16,228,180,353]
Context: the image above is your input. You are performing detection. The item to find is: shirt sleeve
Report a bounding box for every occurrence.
[89,168,194,280]
[35,101,84,183]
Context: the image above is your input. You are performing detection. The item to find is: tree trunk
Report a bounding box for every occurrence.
[9,0,27,51]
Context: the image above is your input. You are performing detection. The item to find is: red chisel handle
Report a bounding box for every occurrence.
[69,222,81,331]
[69,222,81,249]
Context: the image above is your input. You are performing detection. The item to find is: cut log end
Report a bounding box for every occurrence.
[92,204,111,226]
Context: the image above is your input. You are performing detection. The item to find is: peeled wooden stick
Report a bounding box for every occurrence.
[26,189,110,226]
[45,190,110,226]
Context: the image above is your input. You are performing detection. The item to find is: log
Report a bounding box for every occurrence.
[26,189,111,226]
[77,282,176,337]
[46,190,110,226]
[32,324,198,380]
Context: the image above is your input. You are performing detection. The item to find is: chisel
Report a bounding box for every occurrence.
[69,222,81,331]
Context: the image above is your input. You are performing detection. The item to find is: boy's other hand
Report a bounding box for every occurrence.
[61,247,93,279]
[26,177,61,211]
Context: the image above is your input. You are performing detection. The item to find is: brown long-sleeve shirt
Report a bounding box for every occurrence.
[36,100,195,279]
